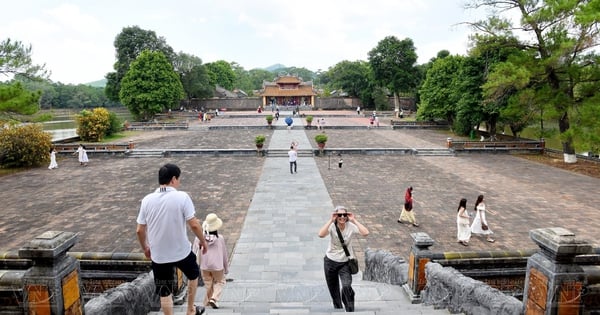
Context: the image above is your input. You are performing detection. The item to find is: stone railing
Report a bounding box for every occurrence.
[125,121,189,130]
[405,229,600,315]
[54,142,134,154]
[0,232,185,315]
[447,138,544,154]
[389,120,449,129]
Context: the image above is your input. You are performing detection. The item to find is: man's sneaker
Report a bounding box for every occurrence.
[209,299,219,309]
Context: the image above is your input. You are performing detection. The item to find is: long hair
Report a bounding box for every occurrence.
[474,195,484,210]
[457,198,467,212]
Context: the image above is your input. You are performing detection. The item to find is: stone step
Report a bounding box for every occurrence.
[414,148,454,156]
[267,149,314,157]
[148,279,455,315]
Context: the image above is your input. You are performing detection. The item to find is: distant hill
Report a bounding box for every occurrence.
[264,64,286,72]
[86,79,107,88]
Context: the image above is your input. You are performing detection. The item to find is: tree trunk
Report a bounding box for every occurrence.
[559,111,577,163]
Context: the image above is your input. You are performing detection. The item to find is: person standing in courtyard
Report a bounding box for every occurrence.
[48,147,58,169]
[456,198,471,246]
[75,144,88,166]
[318,206,369,312]
[288,144,298,174]
[136,163,208,315]
[398,186,419,227]
[470,194,496,243]
[199,213,228,309]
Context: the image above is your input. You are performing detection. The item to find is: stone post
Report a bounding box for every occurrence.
[19,231,85,314]
[403,232,435,303]
[523,227,592,315]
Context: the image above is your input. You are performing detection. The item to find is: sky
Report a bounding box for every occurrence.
[1,0,490,85]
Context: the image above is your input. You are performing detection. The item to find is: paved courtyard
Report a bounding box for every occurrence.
[1,111,598,263]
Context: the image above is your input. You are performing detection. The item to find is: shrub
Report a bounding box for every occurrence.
[255,134,266,145]
[76,107,111,141]
[266,115,274,123]
[315,134,328,144]
[106,111,123,136]
[305,115,313,123]
[0,124,52,168]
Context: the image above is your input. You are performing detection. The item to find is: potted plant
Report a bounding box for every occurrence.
[305,115,313,128]
[255,134,266,149]
[315,133,328,152]
[265,115,274,127]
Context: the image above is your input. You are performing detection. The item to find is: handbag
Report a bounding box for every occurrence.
[482,224,489,230]
[334,223,359,274]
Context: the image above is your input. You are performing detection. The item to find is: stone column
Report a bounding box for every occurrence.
[403,232,435,303]
[523,227,592,315]
[19,231,85,314]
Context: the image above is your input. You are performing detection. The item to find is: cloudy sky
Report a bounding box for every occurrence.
[2,0,489,85]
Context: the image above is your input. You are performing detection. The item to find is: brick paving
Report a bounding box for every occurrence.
[1,111,598,263]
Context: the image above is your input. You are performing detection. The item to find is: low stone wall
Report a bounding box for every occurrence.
[84,272,158,315]
[422,262,522,315]
[363,248,408,285]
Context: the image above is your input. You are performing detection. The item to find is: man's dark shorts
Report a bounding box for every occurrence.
[152,251,199,297]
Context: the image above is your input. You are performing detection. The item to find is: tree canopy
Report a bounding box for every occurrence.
[105,26,175,102]
[0,38,48,122]
[119,50,184,121]
[466,0,600,161]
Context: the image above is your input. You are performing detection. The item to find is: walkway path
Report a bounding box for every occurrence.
[155,114,451,314]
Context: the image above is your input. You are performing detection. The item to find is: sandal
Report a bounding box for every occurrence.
[195,305,205,315]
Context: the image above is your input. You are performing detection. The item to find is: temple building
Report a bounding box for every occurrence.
[259,75,316,107]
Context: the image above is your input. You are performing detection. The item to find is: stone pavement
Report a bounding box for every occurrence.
[1,110,599,313]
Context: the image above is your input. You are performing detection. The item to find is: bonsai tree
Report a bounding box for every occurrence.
[265,115,274,124]
[255,134,266,147]
[315,133,328,144]
[315,133,328,153]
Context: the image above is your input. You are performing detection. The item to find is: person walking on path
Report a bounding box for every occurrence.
[456,198,471,246]
[470,194,496,243]
[356,106,360,115]
[398,186,419,227]
[48,147,58,169]
[198,213,228,309]
[318,206,369,312]
[136,163,208,315]
[75,144,88,166]
[288,144,298,174]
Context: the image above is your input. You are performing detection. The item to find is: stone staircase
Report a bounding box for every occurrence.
[149,278,453,314]
[266,149,314,158]
[147,128,455,315]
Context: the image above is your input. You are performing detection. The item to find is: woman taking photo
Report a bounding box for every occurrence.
[318,206,369,312]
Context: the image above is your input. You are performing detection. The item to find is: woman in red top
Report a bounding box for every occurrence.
[398,186,419,227]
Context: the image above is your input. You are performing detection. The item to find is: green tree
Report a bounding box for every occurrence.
[205,60,236,91]
[327,60,372,99]
[173,52,213,104]
[368,36,419,111]
[467,0,600,162]
[119,50,184,121]
[0,38,49,80]
[105,26,175,102]
[1,38,48,122]
[418,55,464,126]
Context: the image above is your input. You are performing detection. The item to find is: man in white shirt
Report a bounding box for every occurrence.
[136,163,208,315]
[288,145,298,174]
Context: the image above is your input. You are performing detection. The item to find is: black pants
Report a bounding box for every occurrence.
[324,256,355,312]
[289,161,297,174]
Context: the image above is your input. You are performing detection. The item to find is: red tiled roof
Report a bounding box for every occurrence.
[261,85,315,96]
